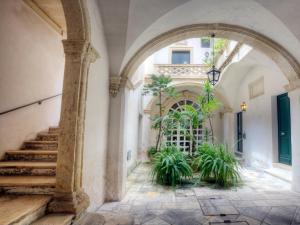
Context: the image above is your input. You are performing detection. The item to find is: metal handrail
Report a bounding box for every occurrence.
[0,93,62,115]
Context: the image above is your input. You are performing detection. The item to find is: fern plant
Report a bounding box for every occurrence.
[193,143,240,187]
[151,146,193,186]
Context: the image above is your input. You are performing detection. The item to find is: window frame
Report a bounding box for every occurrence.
[201,38,211,48]
[169,47,193,64]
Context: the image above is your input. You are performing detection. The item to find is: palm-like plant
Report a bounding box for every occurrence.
[151,146,193,186]
[143,74,177,151]
[193,143,240,187]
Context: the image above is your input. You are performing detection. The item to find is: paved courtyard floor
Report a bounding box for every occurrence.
[98,163,300,225]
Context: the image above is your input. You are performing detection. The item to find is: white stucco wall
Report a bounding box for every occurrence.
[232,65,288,168]
[0,0,64,158]
[82,0,110,211]
[123,87,142,174]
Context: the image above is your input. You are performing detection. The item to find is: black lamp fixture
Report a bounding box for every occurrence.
[207,33,221,86]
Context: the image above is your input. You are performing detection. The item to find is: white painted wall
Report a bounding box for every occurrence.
[0,0,64,158]
[231,64,288,168]
[82,0,110,211]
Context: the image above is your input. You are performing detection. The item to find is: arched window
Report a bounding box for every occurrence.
[165,100,203,154]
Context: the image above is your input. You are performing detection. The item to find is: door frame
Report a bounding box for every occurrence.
[277,93,292,165]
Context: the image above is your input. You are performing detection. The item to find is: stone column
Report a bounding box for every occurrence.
[105,76,127,201]
[288,87,300,192]
[222,108,235,152]
[49,39,99,215]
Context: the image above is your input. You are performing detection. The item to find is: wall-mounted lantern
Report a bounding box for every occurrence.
[240,101,247,112]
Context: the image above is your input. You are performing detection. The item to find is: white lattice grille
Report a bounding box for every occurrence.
[164,100,203,154]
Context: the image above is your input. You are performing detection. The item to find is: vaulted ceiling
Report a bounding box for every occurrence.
[96,0,300,77]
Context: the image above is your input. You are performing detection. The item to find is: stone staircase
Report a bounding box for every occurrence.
[0,127,58,194]
[0,195,74,225]
[0,127,76,225]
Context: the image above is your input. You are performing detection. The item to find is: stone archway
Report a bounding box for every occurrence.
[48,0,99,215]
[121,24,300,87]
[108,23,300,201]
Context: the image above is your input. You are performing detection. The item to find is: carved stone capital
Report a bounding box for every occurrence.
[48,190,90,216]
[63,39,88,56]
[109,76,121,97]
[285,78,300,92]
[222,106,233,113]
[63,40,99,64]
[109,76,127,97]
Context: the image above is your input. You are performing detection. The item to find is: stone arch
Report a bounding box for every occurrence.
[145,82,232,116]
[121,24,300,84]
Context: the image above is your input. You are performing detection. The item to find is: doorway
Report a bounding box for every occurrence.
[237,112,243,153]
[277,93,292,165]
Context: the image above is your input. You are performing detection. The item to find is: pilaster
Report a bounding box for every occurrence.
[49,39,99,214]
[106,84,127,201]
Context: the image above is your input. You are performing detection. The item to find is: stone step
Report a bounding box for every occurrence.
[37,132,59,141]
[31,214,74,225]
[0,175,56,187]
[49,127,60,133]
[0,195,51,225]
[22,141,58,150]
[5,150,58,162]
[0,161,56,176]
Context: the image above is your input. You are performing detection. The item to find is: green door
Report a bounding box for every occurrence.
[277,93,292,165]
[237,112,243,153]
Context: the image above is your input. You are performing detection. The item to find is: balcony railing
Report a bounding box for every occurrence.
[154,64,209,77]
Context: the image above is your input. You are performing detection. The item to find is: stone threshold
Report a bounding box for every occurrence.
[264,163,292,183]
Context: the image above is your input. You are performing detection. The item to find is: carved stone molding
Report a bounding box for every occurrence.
[285,78,300,92]
[120,23,300,83]
[222,106,233,113]
[219,42,243,71]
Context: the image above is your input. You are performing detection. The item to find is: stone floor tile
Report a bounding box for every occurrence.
[142,217,170,225]
[237,206,271,222]
[263,206,297,225]
[100,163,299,224]
[236,215,261,225]
[231,200,256,207]
[159,209,207,225]
[201,205,239,216]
